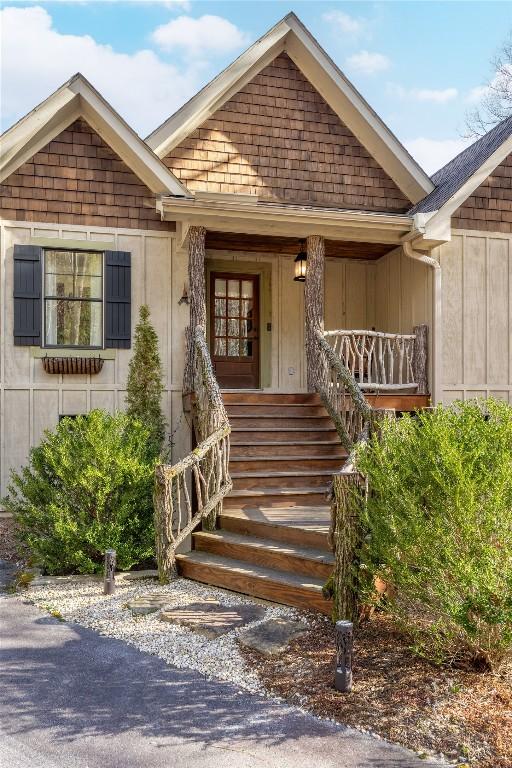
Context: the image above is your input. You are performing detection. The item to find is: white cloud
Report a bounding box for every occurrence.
[0,5,225,136]
[346,50,390,75]
[322,10,365,38]
[152,14,249,55]
[387,83,458,104]
[405,137,472,175]
[466,85,489,104]
[413,87,458,104]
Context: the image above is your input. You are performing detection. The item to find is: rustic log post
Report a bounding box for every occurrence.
[184,226,207,394]
[413,324,428,395]
[154,465,177,583]
[329,470,364,623]
[305,235,325,392]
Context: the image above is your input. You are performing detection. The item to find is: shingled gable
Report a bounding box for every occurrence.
[147,12,433,207]
[409,115,512,240]
[0,73,189,198]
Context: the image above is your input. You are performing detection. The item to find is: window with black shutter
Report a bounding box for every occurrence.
[105,250,131,349]
[13,244,42,346]
[13,245,131,350]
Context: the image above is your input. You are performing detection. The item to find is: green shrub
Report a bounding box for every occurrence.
[2,410,155,575]
[126,304,166,459]
[356,398,512,671]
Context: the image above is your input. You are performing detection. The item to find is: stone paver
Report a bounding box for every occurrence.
[159,599,266,637]
[126,593,173,615]
[238,617,308,655]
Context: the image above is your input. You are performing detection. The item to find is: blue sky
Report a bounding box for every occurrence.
[1,1,509,173]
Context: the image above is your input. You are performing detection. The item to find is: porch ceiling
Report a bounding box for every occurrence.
[205,231,394,259]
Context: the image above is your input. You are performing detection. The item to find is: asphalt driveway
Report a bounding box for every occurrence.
[0,594,444,768]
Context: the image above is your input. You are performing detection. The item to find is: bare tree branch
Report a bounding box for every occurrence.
[464,31,512,138]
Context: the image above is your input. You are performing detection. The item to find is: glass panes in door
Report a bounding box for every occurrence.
[212,276,254,358]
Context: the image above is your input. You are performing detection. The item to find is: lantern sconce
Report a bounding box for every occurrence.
[178,283,189,305]
[294,239,307,282]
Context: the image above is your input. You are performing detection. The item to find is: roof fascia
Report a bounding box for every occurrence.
[158,195,413,244]
[415,133,512,243]
[147,13,433,204]
[1,76,190,196]
[146,19,290,157]
[284,16,433,203]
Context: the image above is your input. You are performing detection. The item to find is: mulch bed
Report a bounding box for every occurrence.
[0,517,26,564]
[239,613,512,767]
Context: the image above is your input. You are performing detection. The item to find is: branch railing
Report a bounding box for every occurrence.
[154,326,231,581]
[324,325,428,394]
[313,328,396,623]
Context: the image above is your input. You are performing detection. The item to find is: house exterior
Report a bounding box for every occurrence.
[1,11,511,509]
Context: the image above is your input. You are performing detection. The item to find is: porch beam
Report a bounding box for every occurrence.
[305,235,325,392]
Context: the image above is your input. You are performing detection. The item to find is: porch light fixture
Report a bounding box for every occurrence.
[294,239,307,282]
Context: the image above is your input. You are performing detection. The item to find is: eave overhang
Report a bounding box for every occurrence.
[0,74,189,197]
[158,194,415,245]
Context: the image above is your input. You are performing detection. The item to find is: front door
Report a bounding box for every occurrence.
[210,272,260,389]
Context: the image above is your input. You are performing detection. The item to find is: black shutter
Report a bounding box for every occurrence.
[105,250,131,349]
[13,244,42,346]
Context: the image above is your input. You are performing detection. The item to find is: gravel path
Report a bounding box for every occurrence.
[22,574,301,693]
[0,593,446,768]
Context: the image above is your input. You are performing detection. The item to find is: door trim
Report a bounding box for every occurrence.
[209,271,260,389]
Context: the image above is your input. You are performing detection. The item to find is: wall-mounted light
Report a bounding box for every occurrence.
[178,283,189,305]
[294,239,307,282]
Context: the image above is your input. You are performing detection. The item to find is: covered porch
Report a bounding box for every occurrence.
[162,193,437,404]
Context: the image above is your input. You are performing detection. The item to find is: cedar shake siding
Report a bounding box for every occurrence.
[453,152,512,233]
[0,119,169,231]
[164,53,412,212]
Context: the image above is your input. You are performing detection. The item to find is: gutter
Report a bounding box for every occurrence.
[402,239,442,407]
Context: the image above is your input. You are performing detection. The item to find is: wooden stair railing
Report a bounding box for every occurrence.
[313,329,396,622]
[154,326,231,582]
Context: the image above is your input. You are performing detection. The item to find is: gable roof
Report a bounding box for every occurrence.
[146,12,433,205]
[410,115,512,215]
[0,74,189,196]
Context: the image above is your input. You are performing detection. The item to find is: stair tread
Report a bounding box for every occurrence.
[229,414,329,419]
[226,402,324,407]
[231,427,336,432]
[193,530,334,564]
[231,440,342,446]
[230,470,334,478]
[229,455,343,462]
[176,551,326,590]
[227,486,328,496]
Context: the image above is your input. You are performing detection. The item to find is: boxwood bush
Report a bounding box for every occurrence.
[3,410,155,575]
[356,398,512,671]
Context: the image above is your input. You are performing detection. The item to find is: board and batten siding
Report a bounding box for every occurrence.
[439,230,512,403]
[0,219,190,497]
[205,249,377,392]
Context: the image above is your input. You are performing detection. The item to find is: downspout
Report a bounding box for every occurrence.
[402,240,442,406]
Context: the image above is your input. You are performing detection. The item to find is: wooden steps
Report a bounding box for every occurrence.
[176,392,337,614]
[175,551,331,615]
[176,389,429,611]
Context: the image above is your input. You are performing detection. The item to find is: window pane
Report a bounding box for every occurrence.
[228,280,240,297]
[45,272,102,299]
[214,318,226,336]
[215,338,226,356]
[228,299,239,316]
[241,299,252,318]
[240,339,252,356]
[241,280,253,298]
[45,300,102,347]
[228,338,239,356]
[228,318,239,336]
[214,279,226,298]
[215,298,226,317]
